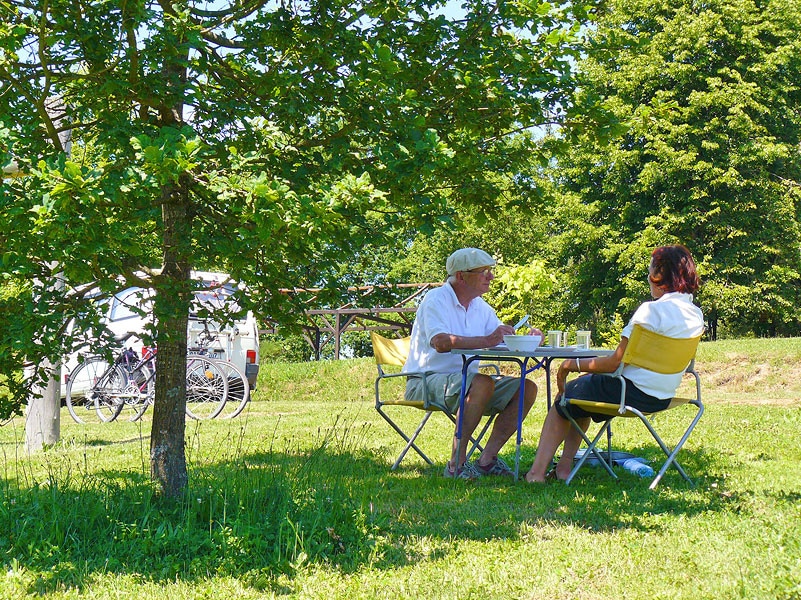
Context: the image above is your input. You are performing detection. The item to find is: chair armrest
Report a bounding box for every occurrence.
[480,361,501,376]
[592,364,627,414]
[377,370,429,388]
[379,371,420,381]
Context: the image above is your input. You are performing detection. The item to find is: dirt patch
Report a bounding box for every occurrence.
[512,359,801,408]
[698,361,801,406]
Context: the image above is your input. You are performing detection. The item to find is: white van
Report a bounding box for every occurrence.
[64,272,260,388]
[186,271,260,388]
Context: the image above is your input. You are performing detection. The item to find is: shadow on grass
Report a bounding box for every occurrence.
[0,426,741,596]
[315,443,728,537]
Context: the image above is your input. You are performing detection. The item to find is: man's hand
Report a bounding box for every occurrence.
[486,324,515,347]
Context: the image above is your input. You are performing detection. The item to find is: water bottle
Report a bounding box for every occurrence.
[621,458,655,478]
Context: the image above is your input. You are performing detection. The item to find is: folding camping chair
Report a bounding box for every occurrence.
[370,331,497,470]
[562,324,704,489]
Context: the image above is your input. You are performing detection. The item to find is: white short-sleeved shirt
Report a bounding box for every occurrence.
[621,292,705,399]
[402,282,502,375]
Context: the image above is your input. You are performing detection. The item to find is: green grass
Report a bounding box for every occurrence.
[1,339,800,599]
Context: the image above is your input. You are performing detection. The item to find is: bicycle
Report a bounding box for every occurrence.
[65,335,229,423]
[188,318,251,419]
[184,352,230,420]
[128,343,232,421]
[65,341,149,424]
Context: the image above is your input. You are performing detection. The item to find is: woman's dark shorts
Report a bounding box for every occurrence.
[555,374,671,422]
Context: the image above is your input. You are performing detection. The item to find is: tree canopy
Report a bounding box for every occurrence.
[373,0,801,343]
[0,0,590,494]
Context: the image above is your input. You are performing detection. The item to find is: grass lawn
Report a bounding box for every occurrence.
[1,338,800,599]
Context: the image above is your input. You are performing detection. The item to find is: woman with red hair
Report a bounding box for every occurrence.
[525,245,704,483]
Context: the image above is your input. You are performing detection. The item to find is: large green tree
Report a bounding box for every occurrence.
[548,0,801,337]
[0,0,588,495]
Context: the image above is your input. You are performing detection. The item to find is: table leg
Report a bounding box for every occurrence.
[515,357,547,480]
[455,355,470,472]
[544,357,554,409]
[514,357,528,481]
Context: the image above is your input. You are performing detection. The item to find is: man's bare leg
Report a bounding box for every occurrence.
[477,379,537,467]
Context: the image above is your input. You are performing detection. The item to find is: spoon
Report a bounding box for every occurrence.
[513,314,530,332]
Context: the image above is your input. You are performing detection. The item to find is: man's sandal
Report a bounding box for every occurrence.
[475,457,514,477]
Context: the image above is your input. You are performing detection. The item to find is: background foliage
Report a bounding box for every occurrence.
[366,0,801,346]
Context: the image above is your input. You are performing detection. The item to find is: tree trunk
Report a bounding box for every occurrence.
[149,20,193,497]
[150,179,192,497]
[25,269,64,452]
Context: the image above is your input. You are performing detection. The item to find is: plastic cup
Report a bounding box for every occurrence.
[547,330,562,347]
[576,330,591,349]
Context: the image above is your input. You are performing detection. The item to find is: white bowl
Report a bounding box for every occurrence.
[503,334,543,351]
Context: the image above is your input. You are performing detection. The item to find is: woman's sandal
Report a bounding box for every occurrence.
[524,469,558,484]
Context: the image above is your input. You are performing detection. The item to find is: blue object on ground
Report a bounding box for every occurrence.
[621,457,655,478]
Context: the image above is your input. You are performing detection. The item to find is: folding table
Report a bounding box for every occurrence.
[451,345,614,480]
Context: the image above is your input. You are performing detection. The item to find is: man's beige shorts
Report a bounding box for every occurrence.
[405,372,522,414]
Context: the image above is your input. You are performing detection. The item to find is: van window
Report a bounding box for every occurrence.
[110,288,153,323]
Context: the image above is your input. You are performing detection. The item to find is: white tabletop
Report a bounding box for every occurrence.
[451,346,614,360]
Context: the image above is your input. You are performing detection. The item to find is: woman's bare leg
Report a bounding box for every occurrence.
[524,406,571,482]
[554,416,590,480]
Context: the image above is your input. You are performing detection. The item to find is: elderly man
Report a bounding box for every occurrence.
[403,248,540,479]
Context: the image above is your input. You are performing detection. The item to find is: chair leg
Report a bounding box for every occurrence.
[645,399,704,489]
[391,412,436,470]
[376,405,435,469]
[376,405,497,471]
[564,416,618,484]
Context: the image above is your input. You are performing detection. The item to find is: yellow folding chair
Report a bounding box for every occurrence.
[562,324,704,489]
[370,331,496,470]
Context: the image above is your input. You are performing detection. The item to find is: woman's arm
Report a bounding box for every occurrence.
[556,337,629,395]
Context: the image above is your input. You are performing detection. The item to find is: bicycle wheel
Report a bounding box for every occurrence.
[211,360,251,419]
[185,355,228,420]
[128,363,156,422]
[65,357,126,424]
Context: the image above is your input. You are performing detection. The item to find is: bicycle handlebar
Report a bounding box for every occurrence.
[114,331,139,344]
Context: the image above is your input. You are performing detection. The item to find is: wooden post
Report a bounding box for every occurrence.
[334,312,341,359]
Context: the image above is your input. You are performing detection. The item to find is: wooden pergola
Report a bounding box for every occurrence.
[264,282,442,360]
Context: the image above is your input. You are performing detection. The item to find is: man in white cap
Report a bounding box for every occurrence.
[403,248,540,479]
